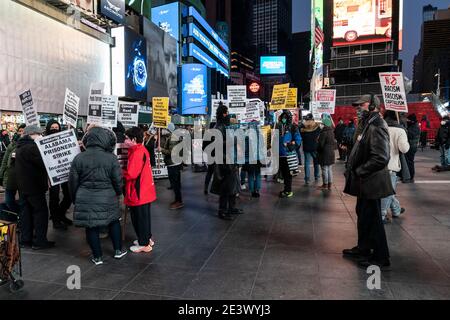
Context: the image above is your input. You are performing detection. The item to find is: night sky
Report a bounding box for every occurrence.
[292,0,450,78]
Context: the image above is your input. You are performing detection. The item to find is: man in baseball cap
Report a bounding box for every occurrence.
[352,94,381,109]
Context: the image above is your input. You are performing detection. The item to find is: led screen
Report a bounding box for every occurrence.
[260,56,286,75]
[181,64,208,115]
[100,0,125,24]
[152,2,180,41]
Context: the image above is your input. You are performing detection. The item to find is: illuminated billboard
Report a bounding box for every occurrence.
[181,64,209,115]
[311,0,324,93]
[152,2,180,41]
[333,0,393,46]
[260,56,286,75]
[186,43,229,77]
[100,0,125,24]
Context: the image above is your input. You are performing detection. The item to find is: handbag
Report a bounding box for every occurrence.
[286,151,299,176]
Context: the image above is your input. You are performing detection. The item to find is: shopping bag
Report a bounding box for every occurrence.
[286,152,299,176]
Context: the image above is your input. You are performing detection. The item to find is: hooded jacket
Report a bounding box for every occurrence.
[385,119,410,172]
[278,111,302,157]
[317,126,337,166]
[301,120,321,153]
[69,127,122,228]
[45,120,61,136]
[435,121,450,149]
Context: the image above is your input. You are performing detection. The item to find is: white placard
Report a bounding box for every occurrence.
[35,130,81,186]
[63,88,80,128]
[379,72,408,112]
[227,85,247,103]
[19,90,39,126]
[118,102,139,128]
[101,95,119,128]
[152,152,168,179]
[242,99,263,124]
[314,89,336,115]
[87,83,105,125]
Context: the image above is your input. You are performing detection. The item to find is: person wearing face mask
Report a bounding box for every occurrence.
[16,125,55,250]
[343,94,394,269]
[45,120,73,230]
[0,124,26,213]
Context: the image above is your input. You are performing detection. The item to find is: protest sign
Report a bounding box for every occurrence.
[314,89,336,115]
[152,152,168,179]
[36,130,81,186]
[19,90,39,126]
[228,102,246,121]
[242,99,263,124]
[101,95,119,128]
[115,143,129,170]
[379,72,408,112]
[87,83,104,125]
[153,97,169,129]
[311,102,322,121]
[286,88,298,109]
[227,85,247,103]
[290,109,300,125]
[270,84,290,110]
[63,88,80,128]
[118,102,139,128]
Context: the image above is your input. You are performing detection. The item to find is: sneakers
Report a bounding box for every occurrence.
[130,245,153,253]
[91,257,104,266]
[114,250,128,259]
[240,184,247,190]
[393,208,406,218]
[133,239,155,247]
[279,191,294,198]
[170,201,185,210]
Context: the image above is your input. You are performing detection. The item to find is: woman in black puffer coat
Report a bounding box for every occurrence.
[69,126,127,265]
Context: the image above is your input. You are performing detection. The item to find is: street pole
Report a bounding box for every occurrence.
[436,69,441,99]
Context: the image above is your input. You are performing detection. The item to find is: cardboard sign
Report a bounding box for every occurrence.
[36,130,81,186]
[63,88,80,128]
[115,143,129,170]
[314,89,336,115]
[210,99,228,122]
[286,88,298,109]
[153,97,169,129]
[242,99,263,124]
[101,95,119,128]
[379,72,408,112]
[270,84,290,110]
[118,102,139,128]
[19,90,39,126]
[227,85,247,103]
[87,83,105,125]
[152,152,168,179]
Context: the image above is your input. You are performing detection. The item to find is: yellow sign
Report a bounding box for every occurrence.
[285,88,298,109]
[152,97,169,128]
[270,84,290,110]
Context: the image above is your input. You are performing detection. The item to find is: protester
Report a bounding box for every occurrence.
[301,114,321,185]
[123,127,157,253]
[381,111,410,223]
[278,111,302,198]
[69,126,127,265]
[317,115,337,190]
[16,125,54,250]
[161,123,184,210]
[420,115,430,150]
[434,115,450,168]
[0,124,26,213]
[404,114,420,183]
[144,125,158,167]
[243,132,262,198]
[334,118,347,161]
[45,120,72,230]
[343,94,394,269]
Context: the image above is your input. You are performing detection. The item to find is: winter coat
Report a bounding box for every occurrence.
[334,123,346,143]
[407,122,420,151]
[385,120,410,172]
[144,136,157,167]
[317,126,337,166]
[278,123,302,157]
[0,142,15,189]
[15,135,48,196]
[161,134,182,166]
[123,144,156,207]
[343,124,356,146]
[344,112,394,200]
[69,127,122,228]
[301,120,321,153]
[435,122,450,149]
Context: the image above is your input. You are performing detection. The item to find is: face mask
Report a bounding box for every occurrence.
[48,129,59,135]
[281,118,287,124]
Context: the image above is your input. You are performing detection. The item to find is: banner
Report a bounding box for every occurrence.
[63,88,80,128]
[19,90,39,126]
[101,95,119,128]
[286,88,298,109]
[270,84,290,110]
[152,152,168,179]
[87,83,105,125]
[152,97,170,128]
[118,102,139,128]
[314,89,336,115]
[35,130,81,186]
[379,72,408,112]
[242,99,263,124]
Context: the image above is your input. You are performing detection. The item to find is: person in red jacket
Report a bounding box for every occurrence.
[123,127,157,253]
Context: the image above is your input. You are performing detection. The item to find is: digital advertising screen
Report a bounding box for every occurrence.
[151,2,180,41]
[260,56,286,75]
[188,23,229,66]
[187,43,229,77]
[100,0,125,24]
[333,0,394,47]
[181,64,209,115]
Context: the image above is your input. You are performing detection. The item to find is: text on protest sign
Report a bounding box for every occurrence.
[118,102,139,128]
[270,84,290,110]
[87,83,104,125]
[153,152,168,179]
[63,88,80,128]
[242,99,263,124]
[36,130,81,186]
[101,95,119,128]
[286,88,298,109]
[379,72,408,113]
[227,85,247,103]
[314,89,336,115]
[19,90,40,126]
[153,97,169,129]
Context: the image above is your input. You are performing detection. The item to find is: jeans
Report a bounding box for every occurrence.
[296,147,302,165]
[248,170,261,193]
[130,203,152,247]
[4,189,20,213]
[440,146,450,166]
[321,165,333,184]
[168,164,182,202]
[279,157,292,193]
[304,151,320,182]
[20,193,49,245]
[381,172,401,220]
[85,220,122,259]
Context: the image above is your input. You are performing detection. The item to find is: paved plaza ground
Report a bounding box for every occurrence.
[1,149,450,300]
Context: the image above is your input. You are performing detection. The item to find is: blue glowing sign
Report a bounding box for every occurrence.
[126,29,147,100]
[152,3,180,41]
[181,64,208,115]
[260,56,286,75]
[188,24,229,66]
[187,43,229,77]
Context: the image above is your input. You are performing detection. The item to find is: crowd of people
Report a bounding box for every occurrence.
[0,94,449,268]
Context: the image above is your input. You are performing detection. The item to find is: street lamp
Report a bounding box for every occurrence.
[435,69,441,99]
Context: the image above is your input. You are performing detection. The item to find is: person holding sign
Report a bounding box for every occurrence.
[69,127,127,265]
[123,127,157,254]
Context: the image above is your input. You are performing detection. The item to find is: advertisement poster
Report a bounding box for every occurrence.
[270,84,290,110]
[100,0,125,24]
[125,29,148,101]
[314,89,337,115]
[153,97,169,128]
[181,64,208,115]
[87,83,104,125]
[63,88,80,128]
[19,89,39,126]
[333,0,393,46]
[286,88,298,109]
[151,2,180,41]
[118,102,139,128]
[36,130,81,186]
[379,72,408,112]
[153,152,168,179]
[260,56,286,75]
[101,95,119,128]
